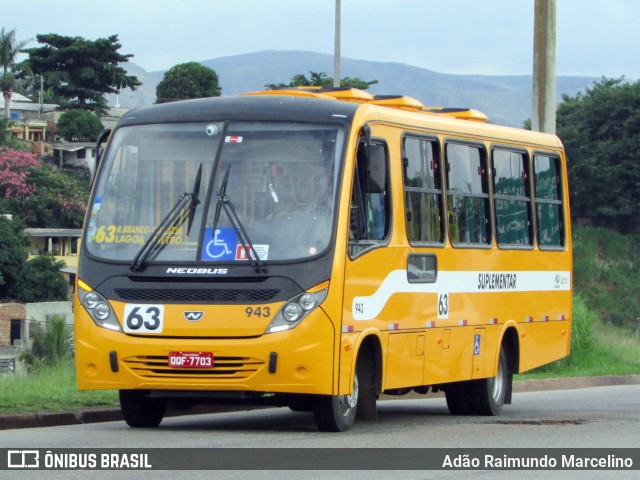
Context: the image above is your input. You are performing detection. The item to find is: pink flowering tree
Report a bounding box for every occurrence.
[0,147,41,198]
[0,147,89,227]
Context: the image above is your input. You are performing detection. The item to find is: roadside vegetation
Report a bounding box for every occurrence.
[0,317,118,413]
[520,226,640,379]
[0,359,117,414]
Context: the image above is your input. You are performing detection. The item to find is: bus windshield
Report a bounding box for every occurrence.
[86,121,345,264]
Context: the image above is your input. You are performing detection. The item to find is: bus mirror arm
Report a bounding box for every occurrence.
[362,125,372,148]
[93,129,111,183]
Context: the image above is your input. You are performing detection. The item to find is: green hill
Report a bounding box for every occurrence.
[110,50,597,127]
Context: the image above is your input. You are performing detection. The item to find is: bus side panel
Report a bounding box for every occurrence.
[342,246,430,392]
[519,317,572,373]
[385,332,425,389]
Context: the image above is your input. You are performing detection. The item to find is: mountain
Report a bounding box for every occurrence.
[109,50,597,127]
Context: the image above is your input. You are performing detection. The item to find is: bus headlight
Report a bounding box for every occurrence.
[283,303,302,322]
[77,282,122,332]
[266,286,328,334]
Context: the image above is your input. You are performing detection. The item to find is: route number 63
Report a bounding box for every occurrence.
[123,305,164,334]
[437,293,449,319]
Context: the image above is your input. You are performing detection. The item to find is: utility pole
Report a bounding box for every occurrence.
[532,0,557,133]
[38,75,43,119]
[333,0,341,87]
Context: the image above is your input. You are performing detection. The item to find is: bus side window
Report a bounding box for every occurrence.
[445,142,491,246]
[402,136,444,244]
[534,154,565,248]
[349,141,390,256]
[492,148,533,247]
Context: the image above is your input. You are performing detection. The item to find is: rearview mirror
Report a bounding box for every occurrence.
[365,144,387,193]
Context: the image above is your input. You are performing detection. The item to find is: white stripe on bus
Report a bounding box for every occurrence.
[352,270,571,321]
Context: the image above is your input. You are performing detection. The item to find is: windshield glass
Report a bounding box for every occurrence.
[86,121,344,264]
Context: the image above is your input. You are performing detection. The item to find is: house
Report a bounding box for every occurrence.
[51,142,97,175]
[2,93,129,171]
[0,92,58,156]
[23,228,82,276]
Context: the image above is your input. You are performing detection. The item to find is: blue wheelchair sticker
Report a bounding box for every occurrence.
[202,228,237,261]
[474,334,481,356]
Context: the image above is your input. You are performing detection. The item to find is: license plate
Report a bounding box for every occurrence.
[168,351,214,368]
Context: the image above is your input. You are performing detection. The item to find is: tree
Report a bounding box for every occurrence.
[21,34,140,114]
[5,165,88,228]
[266,71,378,90]
[155,62,221,103]
[16,255,69,303]
[0,216,27,300]
[0,27,30,118]
[57,109,104,142]
[556,77,640,232]
[0,146,40,198]
[0,147,88,228]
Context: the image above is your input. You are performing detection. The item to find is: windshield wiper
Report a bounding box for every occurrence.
[130,164,202,272]
[187,164,203,234]
[212,165,266,273]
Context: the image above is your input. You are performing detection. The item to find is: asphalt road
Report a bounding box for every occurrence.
[1,383,639,479]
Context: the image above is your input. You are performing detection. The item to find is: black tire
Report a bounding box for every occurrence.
[445,381,472,415]
[355,354,377,421]
[119,390,167,428]
[313,370,359,432]
[468,346,509,416]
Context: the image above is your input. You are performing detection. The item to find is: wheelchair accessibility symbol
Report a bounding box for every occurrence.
[202,228,237,260]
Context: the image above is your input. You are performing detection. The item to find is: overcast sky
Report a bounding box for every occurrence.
[7,0,640,79]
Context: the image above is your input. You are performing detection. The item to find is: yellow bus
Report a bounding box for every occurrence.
[75,87,572,431]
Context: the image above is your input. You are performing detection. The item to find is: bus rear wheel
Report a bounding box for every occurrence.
[468,346,508,416]
[444,346,509,416]
[119,390,167,428]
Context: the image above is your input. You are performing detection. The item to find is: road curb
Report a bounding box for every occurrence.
[513,374,640,392]
[1,375,639,431]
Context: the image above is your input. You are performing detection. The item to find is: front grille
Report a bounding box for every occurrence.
[123,355,264,379]
[115,288,279,303]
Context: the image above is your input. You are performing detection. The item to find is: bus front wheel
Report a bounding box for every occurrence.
[119,390,167,428]
[313,371,359,432]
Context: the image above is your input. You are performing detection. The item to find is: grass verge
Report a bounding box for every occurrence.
[0,360,118,414]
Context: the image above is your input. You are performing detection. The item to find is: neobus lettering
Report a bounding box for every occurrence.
[166,267,229,275]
